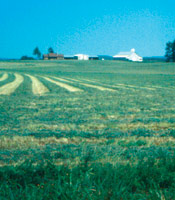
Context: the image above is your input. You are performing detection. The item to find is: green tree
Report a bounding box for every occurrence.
[165,40,175,62]
[33,47,41,59]
[48,47,54,53]
[172,40,175,62]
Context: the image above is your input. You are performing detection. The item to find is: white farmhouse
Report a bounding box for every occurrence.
[113,49,143,62]
[74,54,89,60]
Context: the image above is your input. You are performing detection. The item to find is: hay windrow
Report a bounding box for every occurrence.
[64,77,116,91]
[26,74,49,95]
[80,82,116,91]
[0,73,8,81]
[51,76,74,83]
[117,84,156,90]
[76,78,133,90]
[0,73,24,95]
[42,76,83,92]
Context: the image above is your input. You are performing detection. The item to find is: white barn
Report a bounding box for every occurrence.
[113,49,143,62]
[74,54,89,60]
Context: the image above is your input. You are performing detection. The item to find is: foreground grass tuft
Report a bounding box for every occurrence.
[0,156,175,200]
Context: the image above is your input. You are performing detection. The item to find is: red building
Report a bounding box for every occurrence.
[43,53,64,60]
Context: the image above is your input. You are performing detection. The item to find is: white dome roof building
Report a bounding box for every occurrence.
[113,49,143,62]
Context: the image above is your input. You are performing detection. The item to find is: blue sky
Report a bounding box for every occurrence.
[0,0,175,58]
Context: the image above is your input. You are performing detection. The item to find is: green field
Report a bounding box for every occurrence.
[0,60,175,199]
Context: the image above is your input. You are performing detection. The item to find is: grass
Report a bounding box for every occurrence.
[1,157,175,199]
[0,60,175,199]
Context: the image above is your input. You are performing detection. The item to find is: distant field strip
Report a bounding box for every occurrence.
[50,76,74,83]
[147,85,175,90]
[26,74,49,95]
[0,73,8,81]
[64,77,116,91]
[76,78,133,90]
[80,79,146,91]
[0,73,24,95]
[116,84,156,90]
[42,76,83,92]
[79,78,98,84]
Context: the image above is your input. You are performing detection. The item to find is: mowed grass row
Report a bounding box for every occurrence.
[0,61,175,199]
[0,72,174,98]
[0,73,120,95]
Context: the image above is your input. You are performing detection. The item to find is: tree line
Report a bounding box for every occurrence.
[21,47,54,60]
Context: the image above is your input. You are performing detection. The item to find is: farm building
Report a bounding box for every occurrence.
[113,49,143,62]
[74,54,89,60]
[98,55,113,60]
[64,55,75,60]
[43,53,64,60]
[89,55,99,60]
